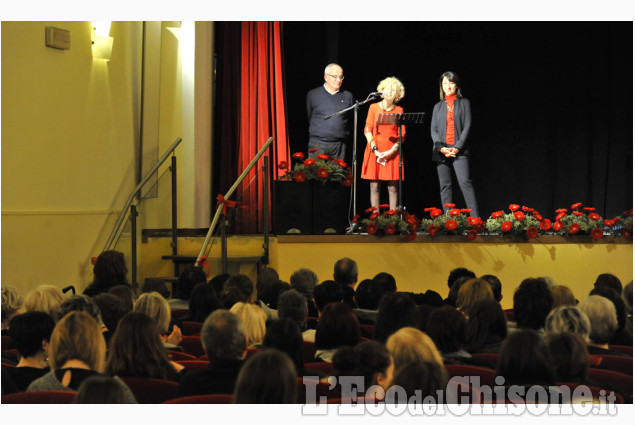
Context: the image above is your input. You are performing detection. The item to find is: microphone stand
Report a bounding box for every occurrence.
[325,93,379,234]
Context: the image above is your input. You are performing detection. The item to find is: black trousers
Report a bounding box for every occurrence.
[436,156,479,218]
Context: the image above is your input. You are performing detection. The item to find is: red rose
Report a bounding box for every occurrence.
[366,222,379,235]
[467,217,478,226]
[385,209,397,216]
[589,213,601,221]
[294,171,306,183]
[365,206,378,213]
[445,220,458,231]
[569,223,581,234]
[278,161,289,170]
[555,208,568,214]
[448,208,461,217]
[343,176,353,187]
[553,221,563,231]
[406,232,417,241]
[532,211,543,221]
[303,158,316,167]
[385,224,396,235]
[591,228,603,240]
[526,226,538,238]
[572,211,583,216]
[308,148,319,153]
[604,219,615,227]
[491,211,503,219]
[540,219,552,230]
[369,212,379,220]
[316,154,330,160]
[317,168,329,179]
[513,211,525,221]
[351,215,360,223]
[292,152,305,160]
[571,202,583,210]
[467,230,477,241]
[509,204,520,211]
[444,203,455,208]
[430,208,443,219]
[584,207,596,212]
[556,212,566,222]
[501,221,513,232]
[428,225,439,237]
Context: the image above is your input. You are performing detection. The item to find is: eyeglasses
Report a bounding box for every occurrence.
[326,74,345,81]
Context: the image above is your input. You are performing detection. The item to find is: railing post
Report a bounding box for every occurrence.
[130,204,138,292]
[171,154,178,277]
[221,213,227,274]
[262,155,270,266]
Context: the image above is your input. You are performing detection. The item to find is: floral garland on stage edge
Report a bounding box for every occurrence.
[420,204,485,240]
[355,205,420,241]
[278,150,353,186]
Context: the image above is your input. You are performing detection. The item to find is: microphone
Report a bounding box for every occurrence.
[369,91,384,97]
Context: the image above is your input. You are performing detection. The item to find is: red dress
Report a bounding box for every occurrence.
[360,103,406,181]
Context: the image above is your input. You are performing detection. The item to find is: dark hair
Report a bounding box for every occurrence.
[107,285,136,313]
[259,280,290,309]
[224,274,254,303]
[277,289,307,329]
[333,258,358,286]
[464,298,507,353]
[374,292,421,343]
[176,265,207,301]
[8,311,56,357]
[332,341,392,389]
[92,250,128,289]
[57,295,102,324]
[187,282,218,322]
[263,318,304,372]
[315,302,360,350]
[105,312,178,381]
[355,279,383,310]
[551,285,577,309]
[444,276,471,307]
[447,267,475,289]
[313,280,343,312]
[426,305,467,354]
[256,268,279,300]
[92,293,126,345]
[480,274,502,302]
[74,375,129,404]
[594,273,623,295]
[513,278,553,330]
[141,278,170,299]
[209,273,231,297]
[219,285,247,310]
[438,71,463,100]
[546,332,589,383]
[496,329,555,387]
[234,349,297,403]
[373,272,397,294]
[390,360,448,399]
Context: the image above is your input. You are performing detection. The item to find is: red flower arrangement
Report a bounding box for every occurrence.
[552,202,604,239]
[279,151,350,184]
[501,221,513,232]
[486,204,543,237]
[360,205,419,239]
[421,206,483,240]
[526,226,539,239]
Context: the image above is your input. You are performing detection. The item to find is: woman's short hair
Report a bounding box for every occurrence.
[456,278,494,312]
[464,298,507,353]
[263,318,304,372]
[93,250,128,287]
[578,295,618,344]
[8,311,56,358]
[390,360,448,400]
[315,302,360,350]
[374,292,421,343]
[24,285,65,321]
[1,285,23,325]
[551,285,577,309]
[386,327,444,373]
[438,71,463,100]
[426,305,468,353]
[230,302,267,347]
[234,348,297,403]
[544,305,591,341]
[332,341,392,390]
[496,328,555,387]
[48,311,106,372]
[546,332,589,382]
[57,295,103,324]
[74,375,129,404]
[134,292,171,333]
[377,76,405,103]
[188,282,218,322]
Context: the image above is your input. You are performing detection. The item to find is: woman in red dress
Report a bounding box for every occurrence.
[361,76,406,210]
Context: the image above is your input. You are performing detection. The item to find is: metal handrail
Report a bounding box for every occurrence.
[103,137,183,251]
[195,137,273,266]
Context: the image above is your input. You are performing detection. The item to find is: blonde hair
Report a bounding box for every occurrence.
[25,285,65,321]
[385,327,443,373]
[377,77,405,103]
[1,285,23,326]
[230,302,267,348]
[456,278,494,312]
[49,311,106,372]
[134,292,171,333]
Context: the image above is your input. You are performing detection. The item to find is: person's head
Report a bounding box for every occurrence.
[315,302,360,350]
[333,341,394,392]
[49,311,106,372]
[234,348,297,403]
[263,318,304,372]
[225,274,254,303]
[229,302,267,348]
[107,285,136,313]
[92,293,126,343]
[447,267,475,290]
[333,257,358,287]
[445,276,470,307]
[464,298,507,353]
[544,305,591,341]
[277,289,308,329]
[551,285,577,309]
[201,310,246,361]
[289,268,318,303]
[259,280,291,309]
[209,273,231,298]
[391,360,448,400]
[578,295,618,345]
[456,278,494,313]
[176,265,207,301]
[374,292,421,343]
[377,76,405,104]
[1,285,23,329]
[105,311,176,380]
[8,311,56,359]
[590,285,627,334]
[141,278,170,299]
[594,273,623,295]
[496,328,555,387]
[480,274,502,302]
[426,305,468,354]
[134,292,171,334]
[439,71,463,100]
[256,268,279,301]
[74,375,129,404]
[188,282,218,322]
[313,280,344,313]
[57,295,103,326]
[546,332,589,382]
[24,285,64,321]
[219,285,248,310]
[385,327,444,373]
[373,272,397,294]
[92,250,128,288]
[622,281,633,314]
[513,278,553,330]
[354,279,384,311]
[323,63,344,93]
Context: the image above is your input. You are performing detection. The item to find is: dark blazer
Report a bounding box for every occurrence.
[178,358,245,397]
[430,97,472,162]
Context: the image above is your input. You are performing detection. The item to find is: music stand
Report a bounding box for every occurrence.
[376,112,427,212]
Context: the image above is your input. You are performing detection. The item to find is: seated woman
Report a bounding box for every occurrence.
[314,302,361,362]
[456,278,494,314]
[374,292,422,344]
[390,360,449,403]
[229,302,266,348]
[233,348,297,403]
[74,375,132,403]
[26,311,136,402]
[24,285,65,321]
[6,312,55,391]
[332,341,394,399]
[134,292,182,350]
[183,282,218,323]
[464,298,508,354]
[385,327,444,373]
[105,312,185,382]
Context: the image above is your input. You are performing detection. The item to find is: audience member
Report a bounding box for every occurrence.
[263,318,317,378]
[1,285,23,332]
[373,272,397,294]
[233,349,297,403]
[544,305,591,341]
[24,285,64,321]
[456,278,494,314]
[590,285,632,345]
[353,279,383,324]
[141,278,170,299]
[209,273,231,299]
[541,276,557,289]
[480,274,503,302]
[551,285,577,309]
[510,277,553,333]
[219,285,247,310]
[224,274,255,304]
[313,280,343,314]
[464,298,507,354]
[254,268,281,320]
[623,281,633,330]
[546,332,590,384]
[443,276,471,307]
[389,360,449,402]
[314,302,360,362]
[374,292,422,343]
[257,280,290,311]
[184,282,218,322]
[290,268,319,317]
[170,265,207,309]
[578,295,626,356]
[333,257,358,308]
[93,293,127,346]
[385,327,444,373]
[594,273,623,295]
[277,289,314,342]
[74,375,132,403]
[447,267,476,291]
[83,250,130,297]
[134,292,182,350]
[230,302,267,348]
[332,341,394,397]
[107,284,136,313]
[57,295,103,327]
